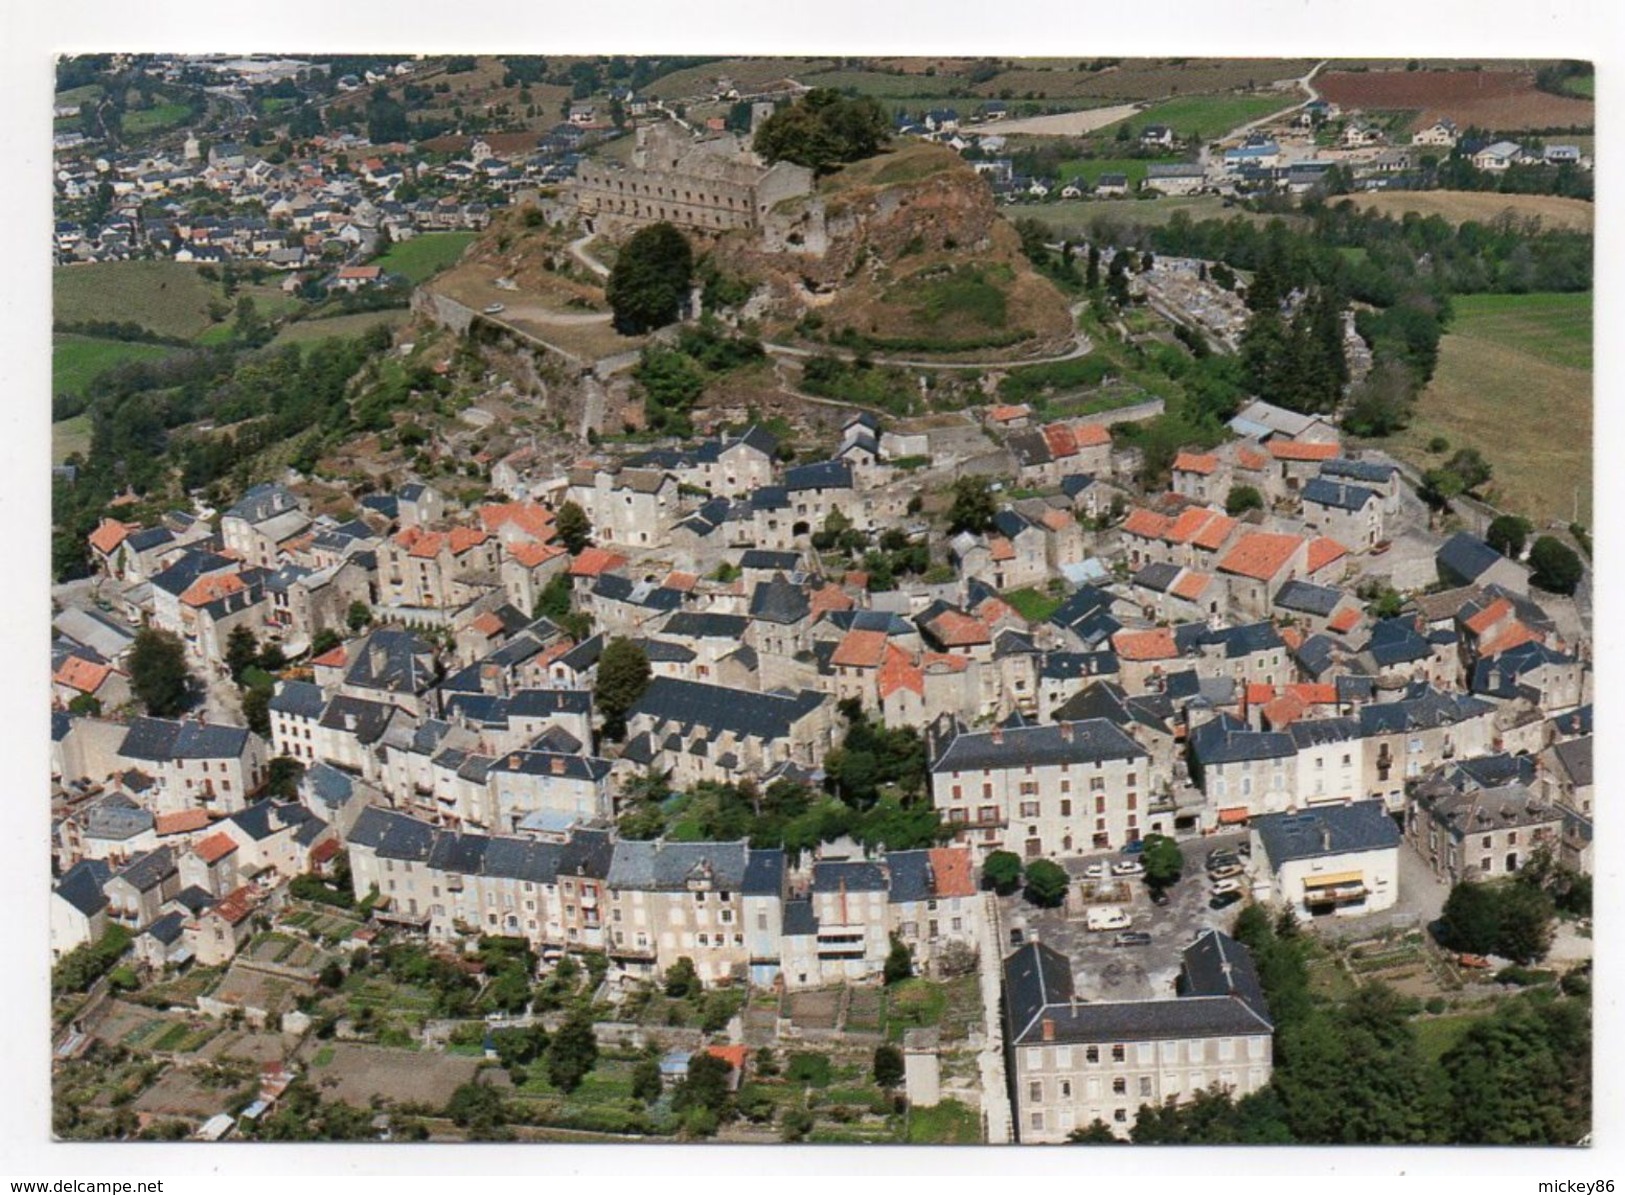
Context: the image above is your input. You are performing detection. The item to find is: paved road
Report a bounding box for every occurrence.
[566,232,611,280]
[1198,59,1329,172]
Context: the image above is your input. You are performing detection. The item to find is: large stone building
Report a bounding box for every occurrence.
[572,122,813,236]
[1003,932,1274,1141]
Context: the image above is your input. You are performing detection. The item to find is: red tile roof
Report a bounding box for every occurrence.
[1327,607,1361,635]
[989,536,1016,562]
[155,810,212,836]
[1287,683,1339,705]
[1481,621,1542,657]
[1170,570,1214,601]
[1463,597,1513,636]
[89,518,137,555]
[878,643,924,699]
[471,612,505,637]
[1111,627,1178,661]
[1074,424,1111,448]
[1306,537,1348,574]
[1260,694,1307,729]
[1218,532,1303,582]
[193,832,239,864]
[395,526,492,559]
[507,541,567,569]
[478,501,556,543]
[311,645,348,668]
[1279,626,1305,650]
[1191,513,1238,552]
[54,655,112,694]
[1267,439,1340,462]
[1042,423,1079,459]
[211,884,258,926]
[1040,509,1074,532]
[926,610,991,648]
[1173,452,1218,475]
[1246,683,1276,706]
[928,847,977,898]
[987,404,1031,423]
[663,571,699,592]
[832,629,889,669]
[1162,508,1219,545]
[1235,447,1269,471]
[569,547,629,578]
[809,584,855,616]
[180,572,246,608]
[705,1044,749,1075]
[1121,508,1172,539]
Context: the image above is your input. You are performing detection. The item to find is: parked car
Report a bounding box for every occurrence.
[1085,907,1133,932]
[1120,840,1146,856]
[1209,863,1246,881]
[1209,890,1242,911]
[1111,860,1145,877]
[483,302,506,314]
[1237,840,1251,858]
[1206,851,1240,873]
[1456,952,1491,970]
[1082,862,1107,880]
[1149,889,1171,907]
[1210,877,1244,896]
[1113,931,1153,947]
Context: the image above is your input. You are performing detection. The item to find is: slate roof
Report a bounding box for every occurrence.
[1038,650,1119,682]
[114,846,177,893]
[343,628,435,694]
[1357,685,1492,734]
[269,680,326,719]
[487,751,612,782]
[1286,716,1360,749]
[55,859,113,917]
[1320,457,1396,485]
[784,460,852,491]
[1132,562,1182,593]
[119,718,250,761]
[1200,621,1284,658]
[606,839,751,891]
[1450,752,1538,792]
[1366,617,1435,667]
[662,612,750,640]
[783,900,819,936]
[229,801,315,842]
[628,677,826,741]
[812,860,889,893]
[1551,736,1592,788]
[320,696,397,745]
[742,849,786,896]
[1274,580,1342,618]
[885,850,933,904]
[149,551,236,597]
[1253,801,1401,869]
[348,806,437,861]
[225,482,302,525]
[1302,477,1377,512]
[748,578,811,624]
[1190,713,1296,765]
[144,910,187,947]
[931,719,1145,774]
[1437,532,1507,585]
[739,549,800,572]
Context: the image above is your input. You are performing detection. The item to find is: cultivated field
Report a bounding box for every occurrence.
[53,334,176,397]
[1382,292,1592,525]
[989,104,1140,137]
[641,58,833,99]
[307,1042,481,1108]
[1121,92,1302,140]
[53,415,91,464]
[972,59,1319,102]
[1348,190,1594,233]
[1020,195,1295,237]
[1052,156,1187,187]
[1315,70,1593,133]
[55,261,225,340]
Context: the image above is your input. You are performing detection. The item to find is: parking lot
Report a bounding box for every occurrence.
[999,832,1255,1003]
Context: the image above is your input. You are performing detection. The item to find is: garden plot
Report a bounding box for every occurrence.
[310,1043,482,1109]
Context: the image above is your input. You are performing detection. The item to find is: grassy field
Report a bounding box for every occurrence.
[53,415,92,464]
[1414,1012,1487,1063]
[55,261,225,340]
[1052,156,1186,187]
[1016,194,1286,237]
[54,83,103,107]
[1565,75,1595,98]
[373,232,478,283]
[122,102,192,135]
[271,310,408,348]
[1380,292,1591,525]
[53,334,176,397]
[905,1098,982,1144]
[1108,93,1295,141]
[1349,190,1594,233]
[1003,586,1063,622]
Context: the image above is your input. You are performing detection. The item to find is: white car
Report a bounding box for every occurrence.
[1209,863,1246,881]
[1111,860,1144,877]
[483,302,506,315]
[1210,877,1244,896]
[1085,906,1133,932]
[1082,862,1108,880]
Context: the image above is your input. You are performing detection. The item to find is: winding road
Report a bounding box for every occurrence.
[1197,59,1330,172]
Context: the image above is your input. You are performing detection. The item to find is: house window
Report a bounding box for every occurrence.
[1060,800,1072,816]
[1060,1080,1071,1098]
[1113,1109,1127,1124]
[1085,1046,1099,1064]
[1029,1080,1043,1103]
[1112,1077,1126,1095]
[1111,1044,1125,1063]
[1139,1076,1152,1098]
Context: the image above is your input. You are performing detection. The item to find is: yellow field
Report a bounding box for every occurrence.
[1350,190,1593,233]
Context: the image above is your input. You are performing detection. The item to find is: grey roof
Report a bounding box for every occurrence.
[1449,753,1538,792]
[1007,429,1051,467]
[85,798,155,841]
[170,885,215,916]
[885,850,933,904]
[488,751,612,783]
[606,839,751,891]
[1470,640,1576,698]
[1419,782,1561,841]
[661,612,749,640]
[320,696,398,745]
[144,910,187,946]
[55,859,113,917]
[148,551,236,597]
[749,577,811,624]
[114,845,177,893]
[53,607,136,658]
[1320,457,1396,485]
[270,680,326,719]
[1303,477,1377,513]
[229,801,314,842]
[783,899,819,936]
[1366,617,1435,667]
[1358,685,1493,735]
[224,482,302,525]
[1437,532,1507,585]
[1178,929,1270,1021]
[629,677,826,742]
[1551,736,1592,788]
[742,849,786,896]
[348,806,437,861]
[343,628,435,695]
[119,718,251,762]
[1200,621,1284,658]
[1039,650,1119,682]
[1190,713,1296,765]
[508,688,595,718]
[1054,682,1170,737]
[1274,580,1343,618]
[1132,562,1182,593]
[1253,801,1400,869]
[1286,717,1360,749]
[302,762,356,811]
[932,719,1145,774]
[812,860,888,893]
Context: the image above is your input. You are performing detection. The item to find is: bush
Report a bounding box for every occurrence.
[1528,536,1583,595]
[1495,965,1556,987]
[981,850,1023,896]
[1023,858,1071,908]
[786,1052,831,1086]
[1425,996,1448,1015]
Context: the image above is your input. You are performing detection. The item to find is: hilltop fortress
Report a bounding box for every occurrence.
[571,121,814,237]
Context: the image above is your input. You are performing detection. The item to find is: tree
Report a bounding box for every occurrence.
[631,1055,664,1104]
[266,755,304,798]
[309,628,342,658]
[241,686,272,737]
[444,1081,508,1134]
[258,643,288,673]
[1069,1119,1122,1143]
[554,500,592,555]
[1495,882,1555,965]
[1528,536,1583,595]
[664,956,700,999]
[873,1044,905,1089]
[753,89,890,174]
[128,627,190,716]
[946,475,996,535]
[1438,881,1502,955]
[346,600,373,633]
[883,936,913,985]
[1140,833,1184,895]
[606,222,694,335]
[1085,244,1101,291]
[1225,484,1264,516]
[982,849,1023,896]
[595,637,652,741]
[1023,858,1070,908]
[1444,447,1492,493]
[1485,515,1533,560]
[544,1008,599,1093]
[674,1052,734,1123]
[225,625,259,683]
[1341,359,1417,438]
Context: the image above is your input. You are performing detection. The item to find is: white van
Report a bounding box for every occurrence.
[1086,906,1132,932]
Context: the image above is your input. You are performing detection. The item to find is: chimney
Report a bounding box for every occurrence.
[991,725,1004,746]
[1320,824,1331,851]
[1041,1018,1055,1042]
[344,713,357,732]
[508,754,521,769]
[551,757,566,775]
[1060,722,1075,743]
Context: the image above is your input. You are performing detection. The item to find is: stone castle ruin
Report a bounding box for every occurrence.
[571,121,813,238]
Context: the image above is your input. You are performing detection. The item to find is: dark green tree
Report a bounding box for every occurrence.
[346,600,373,633]
[1439,881,1503,955]
[225,625,259,683]
[554,500,592,555]
[632,1055,664,1104]
[753,89,890,173]
[873,1044,905,1089]
[1069,1119,1123,1143]
[946,475,996,535]
[1140,833,1184,895]
[1486,515,1533,560]
[883,936,913,985]
[128,627,190,716]
[1023,858,1070,908]
[673,1052,734,1122]
[544,1008,600,1093]
[664,955,700,999]
[241,686,272,737]
[595,637,652,741]
[606,222,694,334]
[1495,882,1555,964]
[982,849,1023,896]
[1225,484,1264,516]
[1528,536,1583,595]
